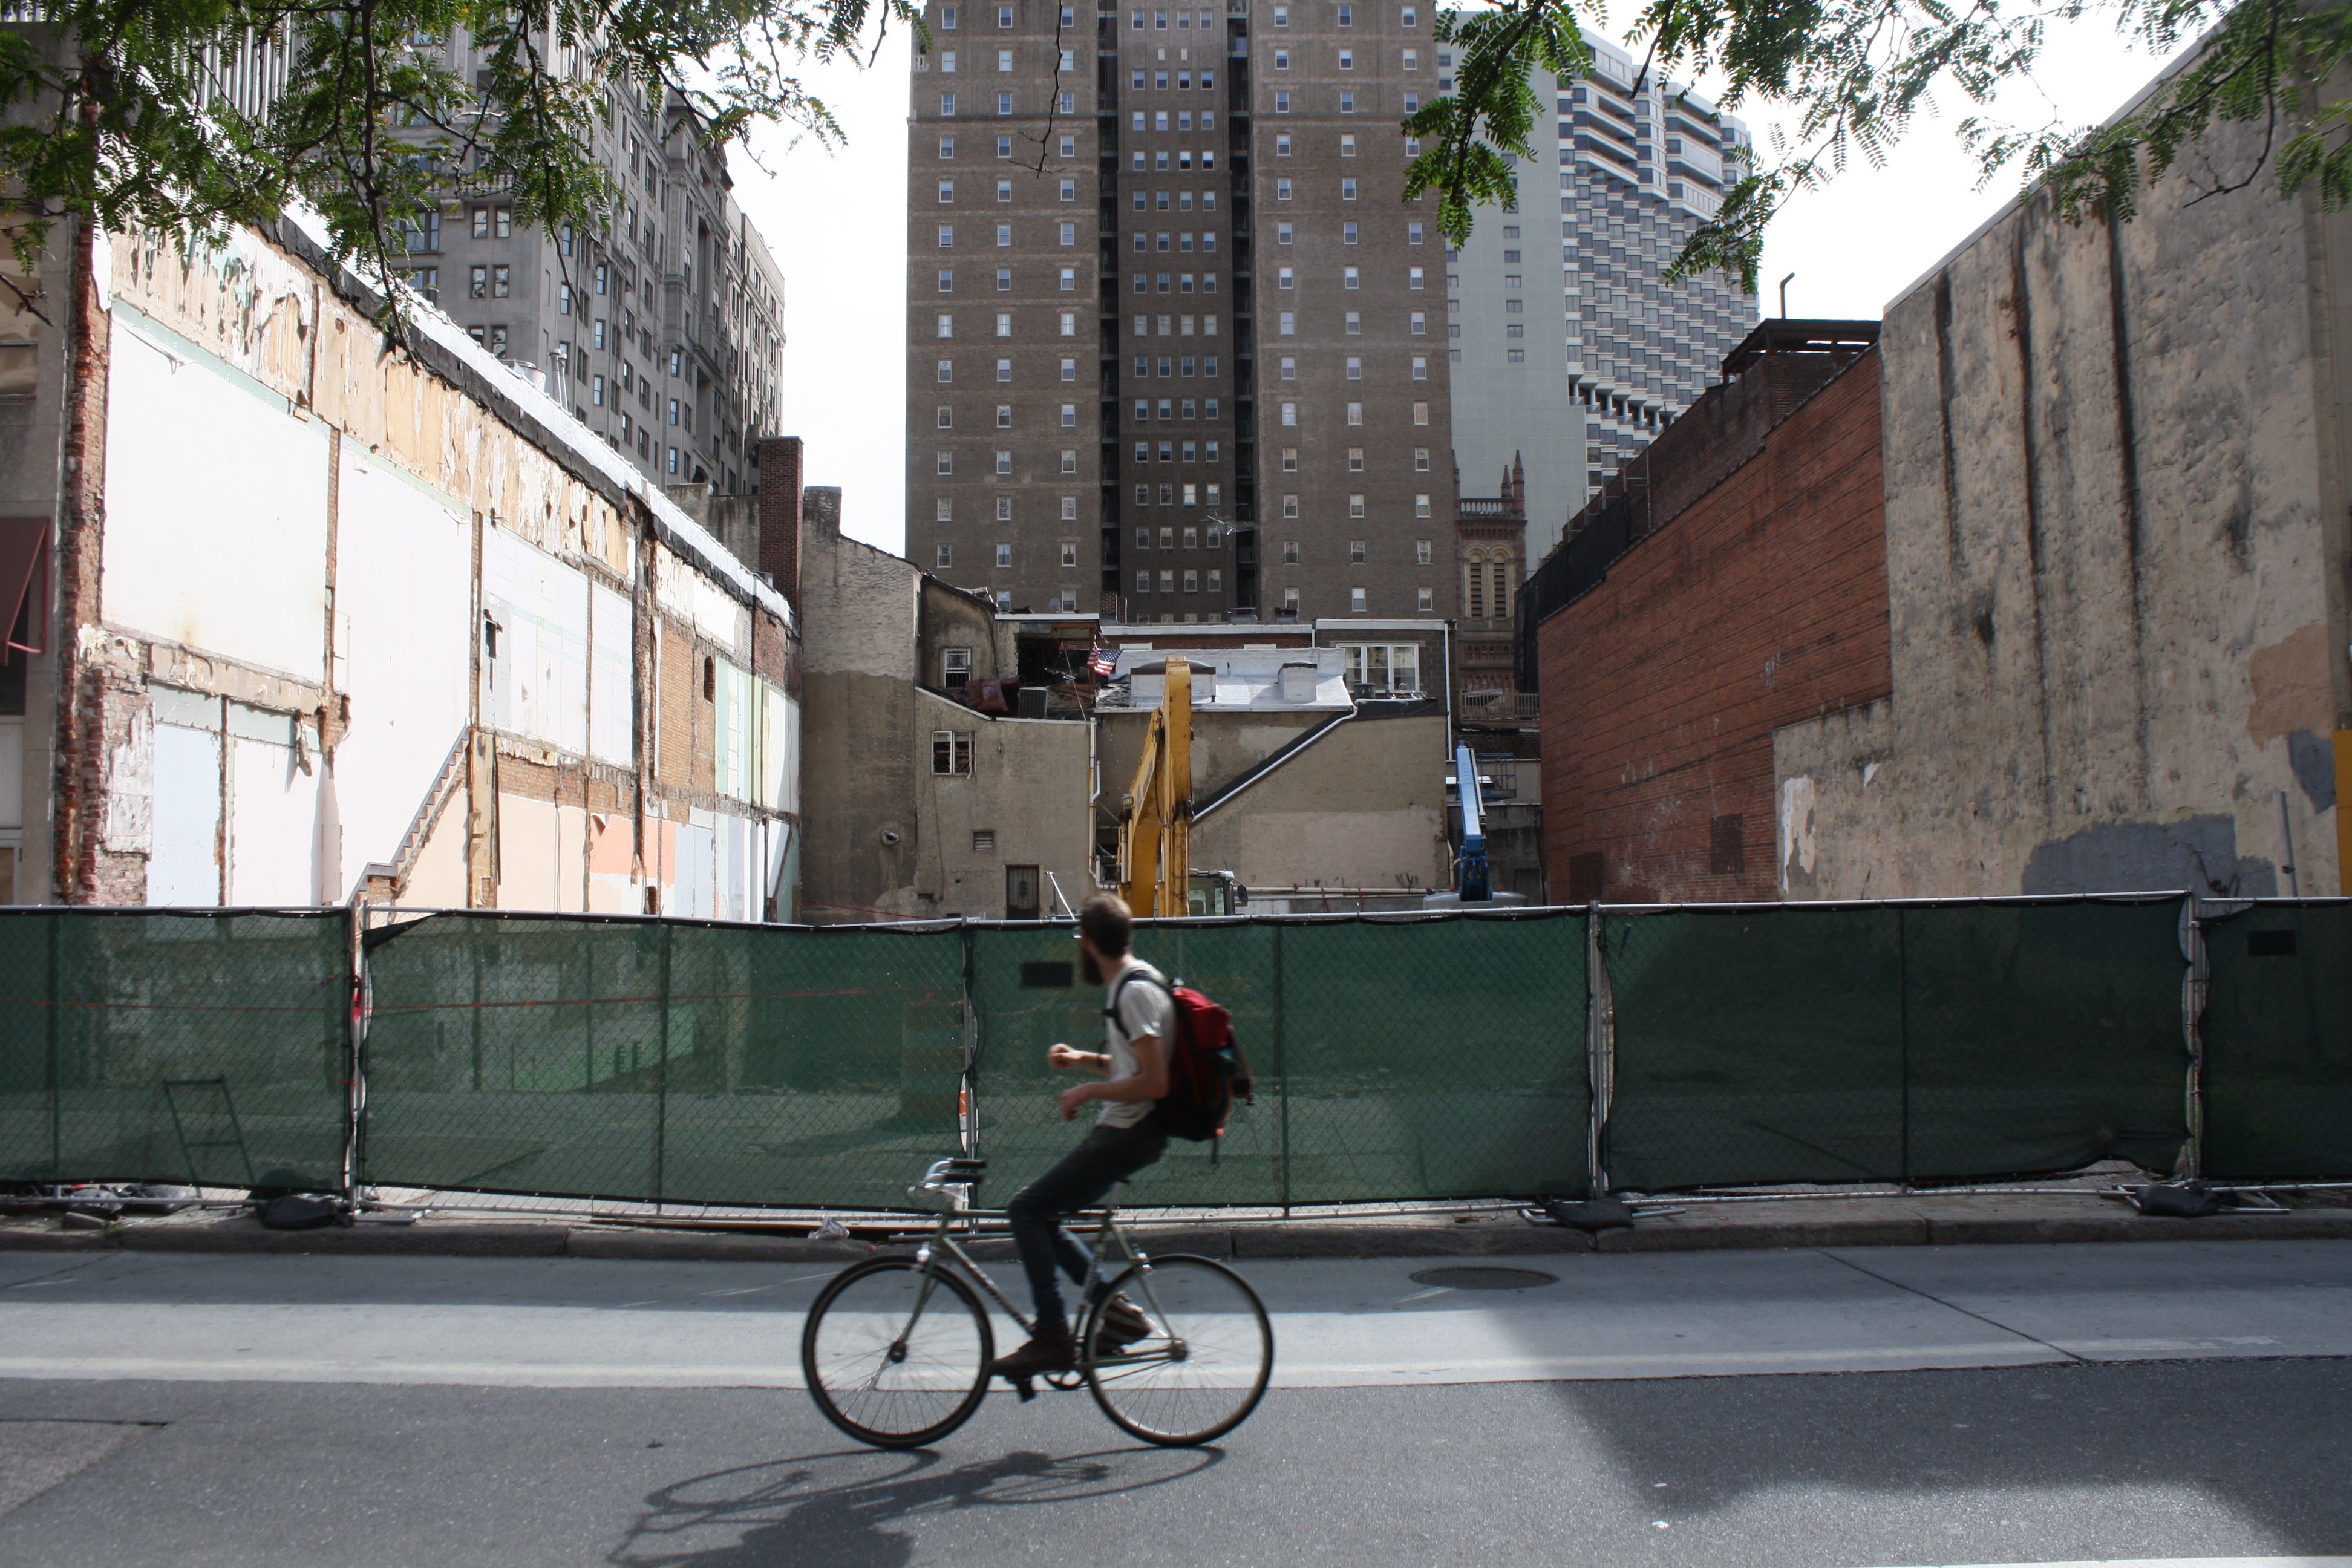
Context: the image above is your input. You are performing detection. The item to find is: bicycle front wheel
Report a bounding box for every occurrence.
[802,1256,994,1449]
[1083,1254,1273,1446]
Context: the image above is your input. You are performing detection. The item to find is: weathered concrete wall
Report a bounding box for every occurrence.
[1191,711,1451,892]
[797,505,927,922]
[1778,105,2352,897]
[1094,705,1328,812]
[914,687,1094,918]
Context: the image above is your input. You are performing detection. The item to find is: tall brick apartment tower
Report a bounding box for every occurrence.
[903,0,1456,625]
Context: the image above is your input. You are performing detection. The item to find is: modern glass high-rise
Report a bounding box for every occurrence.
[1446,33,1759,565]
[904,0,1457,624]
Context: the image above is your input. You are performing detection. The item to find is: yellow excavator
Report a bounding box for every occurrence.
[1116,657,1193,918]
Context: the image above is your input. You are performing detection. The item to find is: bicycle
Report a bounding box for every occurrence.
[801,1155,1274,1450]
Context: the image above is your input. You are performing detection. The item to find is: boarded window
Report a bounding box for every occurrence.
[1710,814,1746,877]
[1567,851,1605,903]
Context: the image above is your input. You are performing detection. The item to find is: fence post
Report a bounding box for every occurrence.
[1273,920,1289,1217]
[1895,904,1910,1190]
[344,897,367,1207]
[2179,895,2206,1180]
[655,920,673,1209]
[47,911,60,1185]
[960,920,979,1160]
[1585,903,1612,1197]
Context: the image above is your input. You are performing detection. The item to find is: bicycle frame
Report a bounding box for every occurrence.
[892,1180,1181,1376]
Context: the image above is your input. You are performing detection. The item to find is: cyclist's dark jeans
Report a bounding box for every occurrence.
[1005,1117,1166,1336]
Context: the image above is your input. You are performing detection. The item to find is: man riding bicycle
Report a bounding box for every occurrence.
[988,892,1167,1382]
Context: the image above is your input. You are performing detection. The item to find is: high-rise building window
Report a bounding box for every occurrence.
[1415,493,1432,517]
[1416,538,1432,564]
[1344,267,1360,289]
[1345,356,1362,380]
[1347,402,1364,426]
[998,404,1013,426]
[1345,310,1361,334]
[938,359,953,382]
[939,225,955,247]
[938,405,954,428]
[1060,404,1077,427]
[1279,312,1295,335]
[938,544,955,568]
[996,450,1012,473]
[1414,446,1431,471]
[1341,178,1358,199]
[938,452,954,474]
[1411,402,1429,425]
[1340,135,1357,157]
[939,180,956,203]
[1061,448,1077,471]
[936,313,955,338]
[1412,356,1429,380]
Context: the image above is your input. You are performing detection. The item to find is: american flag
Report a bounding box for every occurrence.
[1087,646,1118,681]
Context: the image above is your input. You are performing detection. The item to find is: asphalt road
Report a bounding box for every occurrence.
[0,1240,2347,1567]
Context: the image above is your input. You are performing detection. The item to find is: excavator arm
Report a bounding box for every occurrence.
[1116,658,1192,918]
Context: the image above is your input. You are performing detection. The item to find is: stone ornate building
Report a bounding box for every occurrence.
[1454,454,1526,718]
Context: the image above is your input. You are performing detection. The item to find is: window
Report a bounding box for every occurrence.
[1344,266,1360,289]
[1417,587,1435,612]
[996,47,1013,69]
[1062,448,1078,471]
[1403,48,1417,69]
[938,451,955,474]
[1416,538,1432,564]
[939,180,956,203]
[937,543,955,568]
[1062,541,1079,566]
[932,731,975,775]
[1339,92,1354,113]
[1346,356,1362,379]
[1060,403,1077,427]
[1279,355,1297,380]
[1336,641,1419,693]
[939,224,955,247]
[1278,311,1295,335]
[1338,48,1353,68]
[1281,448,1298,472]
[1136,570,1152,593]
[996,497,1014,522]
[996,543,1013,567]
[1415,493,1432,517]
[468,265,487,298]
[1412,355,1429,380]
[1347,402,1363,425]
[941,134,957,158]
[592,375,605,407]
[1060,356,1076,381]
[997,136,1013,158]
[1349,588,1367,612]
[998,404,1013,426]
[942,647,973,689]
[1340,135,1357,158]
[1276,178,1292,200]
[1275,133,1292,156]
[1281,401,1299,426]
[996,449,1012,472]
[996,312,1013,337]
[1412,400,1429,425]
[1414,446,1431,471]
[938,358,954,382]
[1345,311,1361,334]
[937,312,955,338]
[938,405,955,427]
[491,264,511,297]
[1410,311,1426,335]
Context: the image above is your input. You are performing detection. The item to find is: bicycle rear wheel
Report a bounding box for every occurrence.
[1083,1255,1272,1446]
[802,1257,993,1449]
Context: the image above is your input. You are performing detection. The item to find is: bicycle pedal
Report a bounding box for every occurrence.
[1011,1375,1037,1403]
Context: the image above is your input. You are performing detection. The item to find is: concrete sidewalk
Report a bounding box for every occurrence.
[4,1187,2349,1264]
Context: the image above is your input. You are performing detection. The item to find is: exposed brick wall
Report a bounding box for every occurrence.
[755,436,803,606]
[1537,348,1890,903]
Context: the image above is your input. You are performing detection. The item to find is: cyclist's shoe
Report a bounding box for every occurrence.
[1093,1293,1153,1347]
[990,1328,1076,1381]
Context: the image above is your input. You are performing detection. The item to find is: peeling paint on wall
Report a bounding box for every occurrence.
[1778,774,1817,897]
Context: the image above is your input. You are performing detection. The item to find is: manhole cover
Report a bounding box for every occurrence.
[1408,1266,1558,1292]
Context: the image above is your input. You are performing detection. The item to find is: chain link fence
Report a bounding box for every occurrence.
[2200,901,2352,1181]
[1,897,2345,1207]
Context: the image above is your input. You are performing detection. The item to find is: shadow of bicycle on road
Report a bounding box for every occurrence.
[609,1442,1223,1567]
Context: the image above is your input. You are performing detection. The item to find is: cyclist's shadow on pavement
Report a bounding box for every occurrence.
[612,1441,1224,1567]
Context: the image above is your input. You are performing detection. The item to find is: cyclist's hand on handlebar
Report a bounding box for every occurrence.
[1047,1042,1091,1072]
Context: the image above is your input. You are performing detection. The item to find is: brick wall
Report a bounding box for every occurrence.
[1537,348,1889,902]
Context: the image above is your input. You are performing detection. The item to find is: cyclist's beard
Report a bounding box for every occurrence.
[1079,947,1104,986]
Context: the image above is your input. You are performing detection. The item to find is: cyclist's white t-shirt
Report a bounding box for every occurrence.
[1101,957,1175,1129]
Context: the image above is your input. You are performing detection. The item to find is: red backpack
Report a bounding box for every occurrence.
[1110,972,1255,1146]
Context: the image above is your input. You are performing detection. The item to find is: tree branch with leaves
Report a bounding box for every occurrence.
[0,0,921,319]
[1403,0,2352,293]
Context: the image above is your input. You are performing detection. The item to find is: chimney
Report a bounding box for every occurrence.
[755,436,804,609]
[802,485,843,543]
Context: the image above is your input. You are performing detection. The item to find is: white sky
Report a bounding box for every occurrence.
[728,13,2194,560]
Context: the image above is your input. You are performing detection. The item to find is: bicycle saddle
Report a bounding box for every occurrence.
[922,1157,987,1187]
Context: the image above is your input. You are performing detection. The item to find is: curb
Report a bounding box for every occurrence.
[5,1206,2350,1264]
